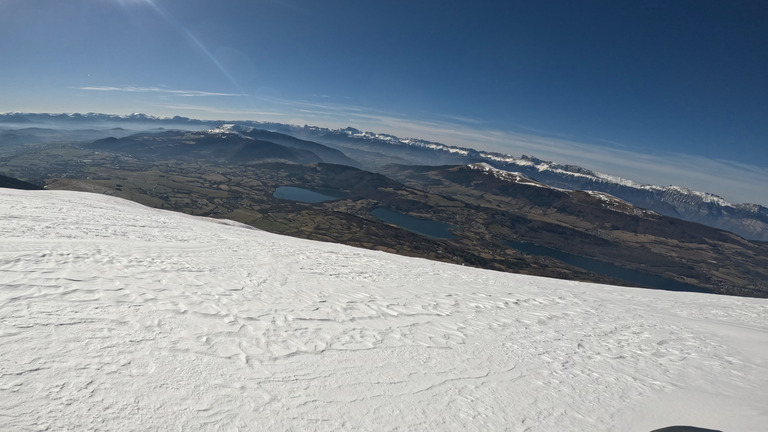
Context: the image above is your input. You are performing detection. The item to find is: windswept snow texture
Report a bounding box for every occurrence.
[1,190,767,432]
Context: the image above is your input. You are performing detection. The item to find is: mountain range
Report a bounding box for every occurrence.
[293,125,768,242]
[1,112,767,298]
[5,112,766,241]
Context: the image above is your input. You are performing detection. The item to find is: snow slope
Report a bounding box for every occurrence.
[1,189,767,431]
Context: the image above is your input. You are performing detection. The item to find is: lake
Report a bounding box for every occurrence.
[507,241,712,294]
[273,186,344,203]
[371,208,457,239]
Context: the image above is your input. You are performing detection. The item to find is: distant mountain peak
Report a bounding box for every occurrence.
[578,190,660,217]
[467,162,549,188]
[206,124,255,138]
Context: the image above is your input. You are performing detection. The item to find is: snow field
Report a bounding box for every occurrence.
[1,189,767,431]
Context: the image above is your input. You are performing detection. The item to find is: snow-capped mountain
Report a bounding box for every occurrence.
[292,126,768,241]
[467,162,552,188]
[2,188,767,431]
[489,155,768,241]
[467,162,659,217]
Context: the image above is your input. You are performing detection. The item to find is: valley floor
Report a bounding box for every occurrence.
[1,189,767,431]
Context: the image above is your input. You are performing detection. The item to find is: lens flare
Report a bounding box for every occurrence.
[138,0,246,96]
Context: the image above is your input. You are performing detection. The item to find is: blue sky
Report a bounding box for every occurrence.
[1,0,767,205]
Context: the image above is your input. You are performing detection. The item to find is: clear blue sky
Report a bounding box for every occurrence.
[1,0,767,205]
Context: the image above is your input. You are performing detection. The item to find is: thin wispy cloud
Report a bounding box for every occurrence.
[158,103,286,118]
[77,86,242,97]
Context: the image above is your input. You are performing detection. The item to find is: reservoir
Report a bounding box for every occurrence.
[273,186,343,203]
[371,207,457,239]
[507,241,711,294]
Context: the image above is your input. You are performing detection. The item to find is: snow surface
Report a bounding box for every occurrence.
[1,189,767,431]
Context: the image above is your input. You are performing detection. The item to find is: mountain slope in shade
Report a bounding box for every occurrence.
[0,173,42,190]
[88,130,323,164]
[209,124,360,167]
[2,188,767,431]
